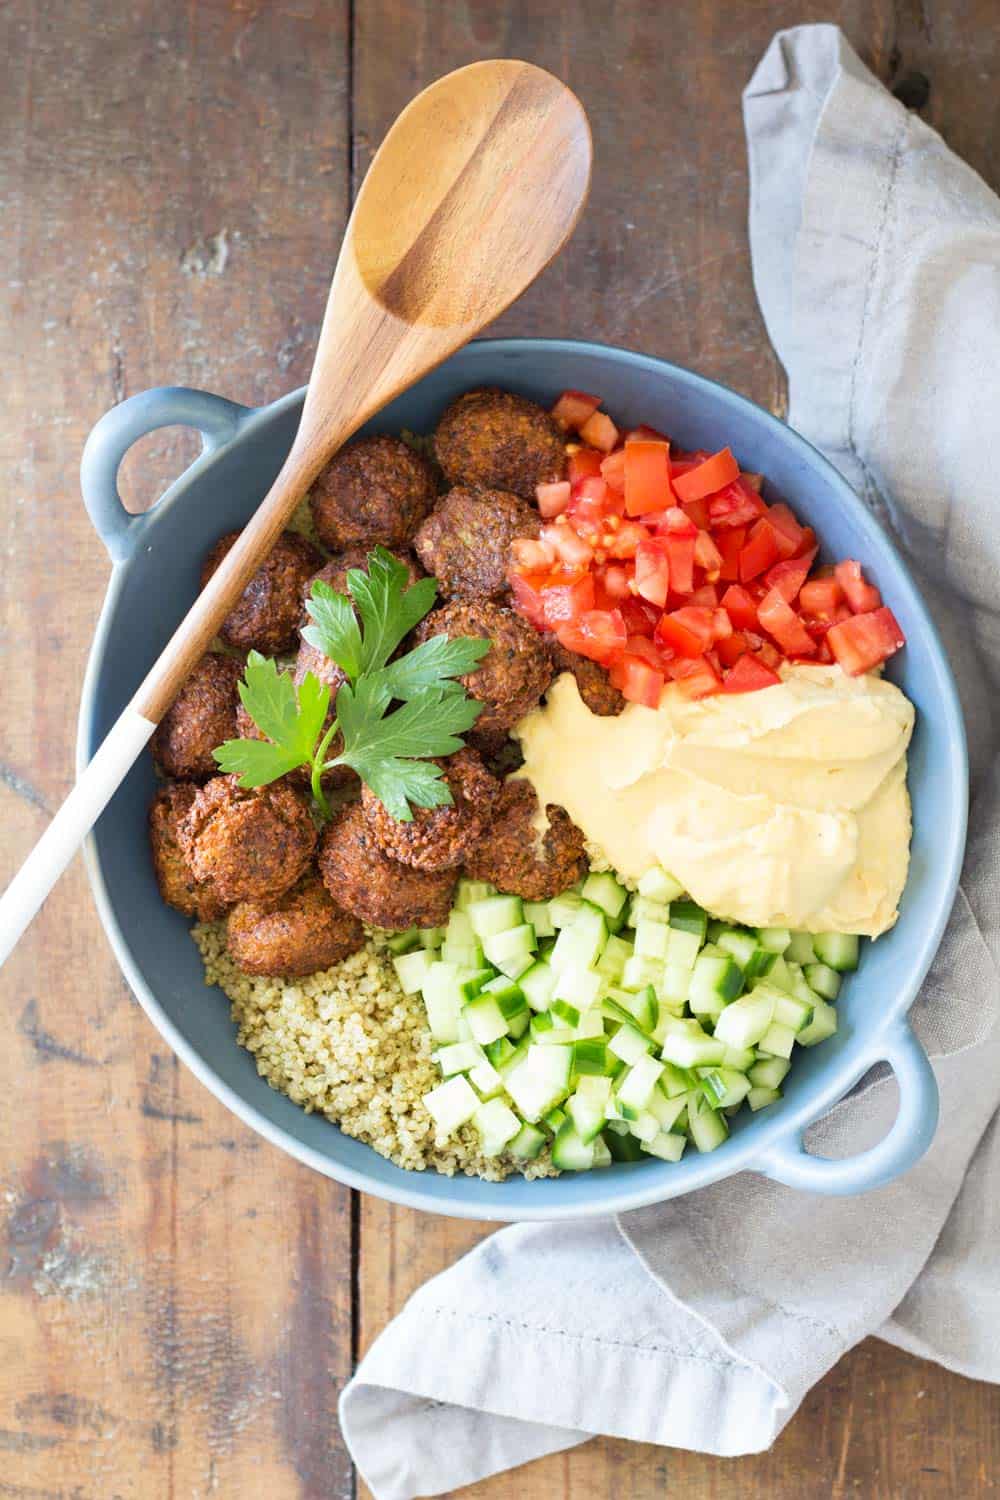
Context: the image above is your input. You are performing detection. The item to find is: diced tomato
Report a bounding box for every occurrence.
[757,588,817,656]
[764,548,818,604]
[835,559,883,614]
[622,634,668,671]
[679,496,711,530]
[668,654,723,699]
[508,570,551,628]
[799,576,844,620]
[634,538,672,607]
[766,503,805,559]
[625,424,669,444]
[600,448,626,493]
[555,608,627,665]
[536,480,571,517]
[601,564,631,599]
[579,411,619,453]
[741,471,764,493]
[511,538,556,572]
[672,447,740,503]
[813,636,835,665]
[539,573,596,626]
[568,476,617,528]
[720,584,759,631]
[609,654,664,709]
[541,522,594,569]
[693,529,723,578]
[687,583,719,609]
[567,447,603,485]
[708,479,766,529]
[716,527,745,582]
[717,631,750,667]
[723,653,781,693]
[551,390,601,431]
[795,526,817,558]
[664,533,696,595]
[620,595,659,635]
[624,440,672,517]
[654,607,714,658]
[827,607,905,675]
[711,608,733,641]
[739,519,782,582]
[606,519,650,559]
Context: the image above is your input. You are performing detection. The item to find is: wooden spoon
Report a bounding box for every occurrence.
[0,60,591,964]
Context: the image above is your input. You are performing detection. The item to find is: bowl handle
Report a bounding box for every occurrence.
[754,1020,938,1195]
[80,387,252,562]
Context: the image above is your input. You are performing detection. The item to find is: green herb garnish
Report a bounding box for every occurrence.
[214,547,489,822]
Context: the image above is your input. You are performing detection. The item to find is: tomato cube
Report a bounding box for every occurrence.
[511,538,556,572]
[721,584,759,631]
[672,447,740,503]
[708,480,766,529]
[693,529,723,578]
[687,583,719,609]
[555,608,627,666]
[717,631,750,667]
[715,527,745,581]
[764,548,817,604]
[551,390,601,430]
[668,654,723,699]
[757,588,817,656]
[536,480,571,517]
[835,559,883,614]
[540,573,596,626]
[609,655,664,709]
[827,607,905,675]
[765,503,804,559]
[579,411,619,453]
[568,447,603,485]
[634,538,672,607]
[541,522,594,569]
[655,607,714,658]
[600,447,626,493]
[723,654,782,693]
[799,576,844,620]
[624,440,672,517]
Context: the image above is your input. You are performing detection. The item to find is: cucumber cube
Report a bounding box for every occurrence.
[659,960,693,1009]
[595,933,633,982]
[519,960,557,1012]
[748,1085,782,1111]
[393,948,434,995]
[785,931,817,965]
[386,928,421,954]
[666,927,702,971]
[551,999,581,1029]
[431,1040,484,1076]
[637,866,685,903]
[622,954,663,992]
[687,1094,729,1153]
[551,1121,596,1170]
[643,1130,686,1162]
[721,1044,756,1072]
[485,1036,515,1068]
[616,1053,665,1111]
[572,1039,609,1076]
[418,926,446,949]
[567,1075,613,1142]
[508,1122,547,1161]
[659,1060,693,1098]
[804,963,842,1001]
[548,891,585,928]
[421,960,464,1042]
[608,1023,655,1066]
[658,1018,726,1069]
[473,1098,522,1156]
[716,928,758,970]
[591,1134,613,1168]
[628,1110,661,1143]
[463,993,510,1046]
[773,992,814,1033]
[757,927,792,953]
[454,879,495,910]
[605,1128,644,1161]
[689,953,744,1019]
[813,932,860,972]
[748,1055,790,1088]
[481,973,528,1017]
[550,905,608,974]
[647,1088,688,1132]
[713,990,777,1050]
[581,872,629,921]
[483,923,537,974]
[504,1045,574,1122]
[467,894,524,939]
[468,1058,504,1099]
[697,1066,751,1109]
[523,901,555,938]
[669,900,708,943]
[796,998,838,1046]
[423,1075,479,1135]
[758,1021,797,1059]
[553,964,602,1010]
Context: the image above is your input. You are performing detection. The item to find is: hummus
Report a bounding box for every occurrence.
[515,665,914,937]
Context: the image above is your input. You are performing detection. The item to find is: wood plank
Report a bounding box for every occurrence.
[0,2,354,1497]
[355,2,1000,1497]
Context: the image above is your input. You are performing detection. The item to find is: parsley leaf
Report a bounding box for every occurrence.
[346,546,439,674]
[302,582,363,680]
[213,652,330,787]
[379,633,490,701]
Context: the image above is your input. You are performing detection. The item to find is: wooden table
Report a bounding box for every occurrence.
[2,2,998,1495]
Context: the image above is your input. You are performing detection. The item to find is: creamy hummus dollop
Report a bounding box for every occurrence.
[515,665,914,937]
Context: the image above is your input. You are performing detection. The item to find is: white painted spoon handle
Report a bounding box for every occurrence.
[0,707,156,965]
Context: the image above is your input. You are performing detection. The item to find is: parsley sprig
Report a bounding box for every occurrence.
[213,547,489,822]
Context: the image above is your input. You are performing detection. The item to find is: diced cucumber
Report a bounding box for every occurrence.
[645,1088,687,1132]
[468,1058,504,1099]
[481,973,528,1019]
[573,1039,610,1076]
[423,1075,479,1135]
[757,927,792,953]
[604,984,657,1033]
[508,1122,547,1160]
[386,928,421,955]
[432,1040,484,1077]
[813,932,859,972]
[418,926,446,949]
[748,1055,790,1089]
[689,953,744,1019]
[713,987,778,1050]
[482,923,537,974]
[616,1053,665,1111]
[553,964,603,1010]
[658,960,693,1010]
[457,967,494,1001]
[567,1075,613,1142]
[574,1008,606,1041]
[804,962,842,1001]
[608,1023,655,1065]
[659,1060,693,1098]
[454,879,495,911]
[551,998,581,1029]
[472,1097,522,1155]
[666,927,702,971]
[467,894,523,939]
[627,1110,661,1143]
[659,1018,726,1069]
[764,955,795,993]
[393,948,434,995]
[687,1093,729,1153]
[421,961,465,1042]
[530,1009,557,1041]
[716,928,757,969]
[643,1130,686,1162]
[463,993,510,1046]
[523,901,555,938]
[504,1044,574,1122]
[595,933,633,982]
[697,1067,751,1110]
[669,899,708,943]
[551,1120,596,1170]
[628,894,670,927]
[581,871,629,922]
[548,890,585,928]
[605,1128,644,1161]
[721,1045,756,1072]
[634,917,671,961]
[591,1135,613,1168]
[773,992,814,1033]
[622,954,663,992]
[758,1020,797,1059]
[519,960,556,1012]
[785,931,817,965]
[550,904,607,973]
[638,866,685,903]
[441,940,486,969]
[485,1036,515,1069]
[748,1085,782,1111]
[542,1105,567,1132]
[796,998,838,1046]
[508,1008,530,1039]
[444,909,475,946]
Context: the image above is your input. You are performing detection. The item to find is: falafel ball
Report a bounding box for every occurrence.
[225,872,365,977]
[414,599,553,745]
[200,529,323,655]
[464,779,587,901]
[150,652,243,780]
[179,774,317,904]
[413,486,539,600]
[148,782,229,921]
[547,641,626,717]
[433,388,565,500]
[309,435,437,552]
[361,747,499,872]
[304,546,424,615]
[317,801,456,930]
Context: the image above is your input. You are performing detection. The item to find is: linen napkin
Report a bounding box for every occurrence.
[339,26,1000,1497]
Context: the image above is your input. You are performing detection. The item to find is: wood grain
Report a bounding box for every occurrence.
[2,1,1000,1497]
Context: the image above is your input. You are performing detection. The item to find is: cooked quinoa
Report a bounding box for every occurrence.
[191,923,557,1181]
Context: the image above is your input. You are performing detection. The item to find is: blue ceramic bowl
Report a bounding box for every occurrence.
[77,339,967,1219]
